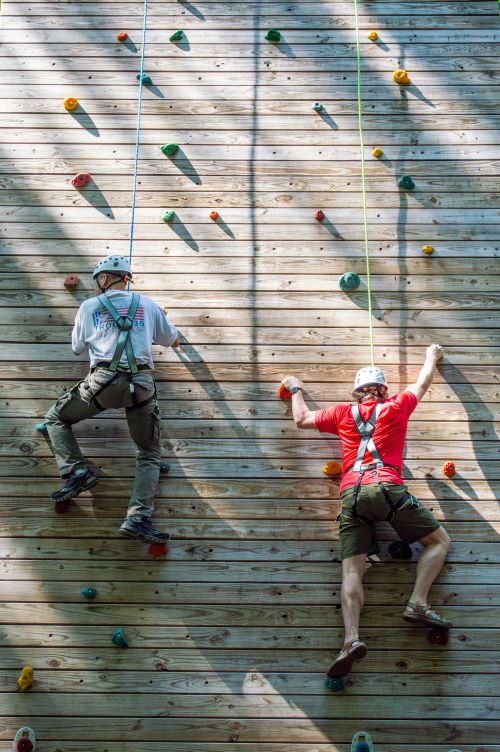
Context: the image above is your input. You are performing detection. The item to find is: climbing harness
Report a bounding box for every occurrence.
[352,0,375,367]
[343,403,407,524]
[128,0,149,268]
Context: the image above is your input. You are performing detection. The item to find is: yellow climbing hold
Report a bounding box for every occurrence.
[393,69,411,85]
[322,461,342,477]
[367,31,378,41]
[372,147,383,159]
[63,96,78,111]
[17,666,34,692]
[422,244,435,255]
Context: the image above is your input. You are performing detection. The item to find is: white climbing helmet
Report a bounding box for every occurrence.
[354,366,388,390]
[92,255,132,279]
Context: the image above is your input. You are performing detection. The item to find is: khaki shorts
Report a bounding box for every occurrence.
[338,482,441,560]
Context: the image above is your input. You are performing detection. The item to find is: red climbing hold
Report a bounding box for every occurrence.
[149,542,168,558]
[16,739,34,752]
[64,274,80,290]
[442,461,456,478]
[278,384,292,400]
[315,209,325,222]
[209,210,219,220]
[54,500,69,515]
[117,31,128,42]
[428,628,449,645]
[71,172,91,189]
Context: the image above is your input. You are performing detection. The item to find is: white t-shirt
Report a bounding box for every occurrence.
[72,290,178,368]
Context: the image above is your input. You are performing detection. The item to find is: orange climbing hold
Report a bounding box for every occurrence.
[17,667,34,692]
[63,96,78,111]
[393,69,411,85]
[322,461,342,477]
[209,210,219,220]
[372,147,383,159]
[367,31,378,41]
[117,31,128,42]
[442,461,456,478]
[64,274,80,290]
[278,384,292,400]
[149,542,168,558]
[422,244,435,255]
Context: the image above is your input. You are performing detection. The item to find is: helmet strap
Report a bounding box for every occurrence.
[96,272,130,292]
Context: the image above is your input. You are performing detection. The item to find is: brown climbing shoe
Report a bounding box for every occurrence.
[327,639,368,678]
[403,601,452,629]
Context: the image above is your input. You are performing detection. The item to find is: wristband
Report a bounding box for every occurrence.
[290,386,303,395]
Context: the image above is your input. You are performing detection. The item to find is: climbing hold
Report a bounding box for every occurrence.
[422,244,435,255]
[81,586,97,599]
[393,69,411,85]
[162,210,175,222]
[111,628,128,648]
[313,102,323,113]
[351,731,374,752]
[428,627,449,646]
[265,28,281,42]
[63,96,78,111]
[54,500,69,515]
[325,676,345,692]
[13,728,36,752]
[169,29,184,42]
[388,540,412,560]
[149,541,168,558]
[322,461,342,477]
[315,209,325,222]
[35,421,48,434]
[397,175,415,190]
[339,272,361,291]
[160,143,179,157]
[160,462,171,473]
[117,31,128,42]
[278,384,292,400]
[372,147,383,159]
[367,31,378,41]
[71,172,91,189]
[137,73,152,85]
[17,667,34,692]
[64,274,80,290]
[209,210,219,220]
[442,461,456,478]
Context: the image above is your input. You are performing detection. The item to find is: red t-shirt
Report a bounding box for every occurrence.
[315,391,418,492]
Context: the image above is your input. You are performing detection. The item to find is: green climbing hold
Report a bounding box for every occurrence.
[137,73,152,85]
[160,143,179,157]
[388,540,412,560]
[112,628,128,648]
[81,587,97,599]
[397,175,415,190]
[169,29,184,42]
[160,462,171,473]
[313,102,323,112]
[162,210,175,222]
[339,272,361,291]
[326,676,345,692]
[36,422,48,434]
[265,28,281,42]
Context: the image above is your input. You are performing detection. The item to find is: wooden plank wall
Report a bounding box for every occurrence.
[0,0,499,750]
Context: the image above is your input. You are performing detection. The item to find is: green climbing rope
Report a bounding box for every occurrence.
[353,0,375,367]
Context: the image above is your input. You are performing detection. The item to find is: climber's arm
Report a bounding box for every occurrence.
[407,343,443,402]
[281,376,317,430]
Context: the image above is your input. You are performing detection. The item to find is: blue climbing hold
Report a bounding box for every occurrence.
[137,73,152,85]
[339,272,361,291]
[326,676,345,692]
[36,422,48,434]
[397,175,415,190]
[112,628,128,648]
[81,587,97,599]
[313,102,323,112]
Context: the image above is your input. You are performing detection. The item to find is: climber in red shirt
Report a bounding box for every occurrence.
[281,344,451,679]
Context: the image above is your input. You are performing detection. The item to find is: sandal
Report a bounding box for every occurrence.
[13,727,36,752]
[351,731,374,752]
[327,638,368,678]
[403,601,452,629]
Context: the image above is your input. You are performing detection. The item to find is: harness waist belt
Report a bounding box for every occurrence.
[94,361,150,372]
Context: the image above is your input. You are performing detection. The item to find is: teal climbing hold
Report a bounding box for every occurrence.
[160,143,179,157]
[81,587,97,599]
[397,175,415,190]
[162,210,175,222]
[112,628,128,648]
[326,676,345,692]
[160,462,171,473]
[313,102,323,112]
[35,422,48,434]
[137,73,152,85]
[169,29,184,42]
[265,28,281,42]
[339,272,361,291]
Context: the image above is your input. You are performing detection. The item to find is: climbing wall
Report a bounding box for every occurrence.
[0,0,499,750]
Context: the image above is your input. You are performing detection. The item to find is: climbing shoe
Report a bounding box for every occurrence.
[50,468,98,503]
[403,601,452,629]
[119,515,170,543]
[327,638,368,678]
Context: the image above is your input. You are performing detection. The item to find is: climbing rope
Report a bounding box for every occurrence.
[128,0,149,269]
[352,0,375,367]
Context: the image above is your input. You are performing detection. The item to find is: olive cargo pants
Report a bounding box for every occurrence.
[45,367,161,518]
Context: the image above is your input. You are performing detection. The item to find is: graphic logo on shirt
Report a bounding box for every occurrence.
[92,306,145,334]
